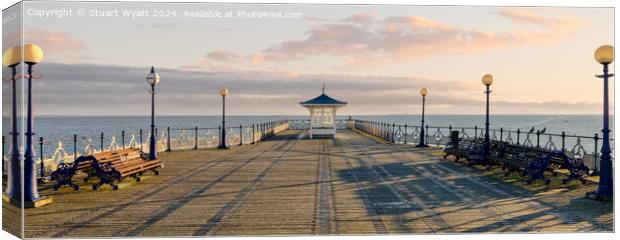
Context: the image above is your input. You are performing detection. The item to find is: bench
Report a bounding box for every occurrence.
[51,148,161,191]
[81,149,139,182]
[487,143,552,184]
[487,143,589,185]
[90,149,162,190]
[444,139,478,161]
[443,138,488,166]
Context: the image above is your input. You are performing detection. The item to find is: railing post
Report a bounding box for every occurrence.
[425,124,429,145]
[392,123,396,143]
[384,123,388,140]
[121,130,125,149]
[219,126,223,143]
[536,130,541,148]
[239,125,243,146]
[382,123,386,140]
[380,122,383,139]
[561,131,566,152]
[252,124,256,144]
[194,126,199,150]
[474,126,478,139]
[500,128,503,142]
[73,134,77,160]
[593,133,600,175]
[139,129,143,153]
[2,135,5,161]
[516,129,521,145]
[166,127,171,152]
[404,124,408,144]
[39,137,44,179]
[100,132,104,152]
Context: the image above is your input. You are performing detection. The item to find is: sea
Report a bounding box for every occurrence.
[0,115,614,158]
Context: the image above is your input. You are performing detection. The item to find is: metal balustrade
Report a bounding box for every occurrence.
[351,119,612,174]
[0,118,610,178]
[1,120,290,179]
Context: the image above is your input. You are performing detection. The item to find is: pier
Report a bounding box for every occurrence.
[3,129,612,237]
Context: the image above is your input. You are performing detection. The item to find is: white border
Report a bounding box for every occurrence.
[0,1,617,240]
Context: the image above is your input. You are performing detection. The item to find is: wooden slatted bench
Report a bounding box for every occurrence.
[51,148,161,191]
[90,149,162,190]
[487,143,589,185]
[487,143,531,176]
[81,148,139,182]
[444,139,479,162]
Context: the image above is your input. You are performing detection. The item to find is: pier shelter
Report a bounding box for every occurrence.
[300,87,347,138]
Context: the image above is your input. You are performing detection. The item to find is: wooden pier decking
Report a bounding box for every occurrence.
[3,129,613,237]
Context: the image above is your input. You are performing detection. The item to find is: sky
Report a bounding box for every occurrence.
[1,1,615,116]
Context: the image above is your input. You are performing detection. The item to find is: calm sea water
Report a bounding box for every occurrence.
[1,115,611,140]
[0,115,613,157]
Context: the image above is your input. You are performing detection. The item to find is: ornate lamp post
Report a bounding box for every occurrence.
[587,45,614,201]
[417,88,428,147]
[482,74,493,156]
[218,88,229,149]
[146,66,160,160]
[3,46,22,202]
[22,44,52,207]
[1,44,53,207]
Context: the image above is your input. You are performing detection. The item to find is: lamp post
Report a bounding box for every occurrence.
[482,74,493,157]
[146,66,160,160]
[22,44,51,207]
[1,44,53,207]
[3,46,22,202]
[417,88,428,147]
[587,45,614,201]
[218,88,229,149]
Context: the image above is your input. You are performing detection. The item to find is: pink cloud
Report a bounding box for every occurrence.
[497,9,581,29]
[344,13,375,25]
[24,28,87,53]
[205,51,241,62]
[189,10,582,69]
[262,10,582,65]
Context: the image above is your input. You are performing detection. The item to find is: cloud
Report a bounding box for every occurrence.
[205,51,241,62]
[497,9,580,28]
[14,28,90,63]
[258,10,582,65]
[29,63,601,116]
[343,13,375,26]
[24,28,87,52]
[189,10,580,69]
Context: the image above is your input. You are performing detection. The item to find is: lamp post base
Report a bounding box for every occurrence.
[2,193,53,208]
[217,145,230,150]
[416,144,428,148]
[586,190,613,202]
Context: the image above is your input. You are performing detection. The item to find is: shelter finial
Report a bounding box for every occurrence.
[322,83,326,94]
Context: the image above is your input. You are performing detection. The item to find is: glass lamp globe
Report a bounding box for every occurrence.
[146,66,160,86]
[2,47,21,67]
[595,45,614,64]
[419,88,428,96]
[23,43,43,65]
[482,74,494,86]
[220,88,229,97]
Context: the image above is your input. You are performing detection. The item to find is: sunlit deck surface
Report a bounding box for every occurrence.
[4,130,613,237]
